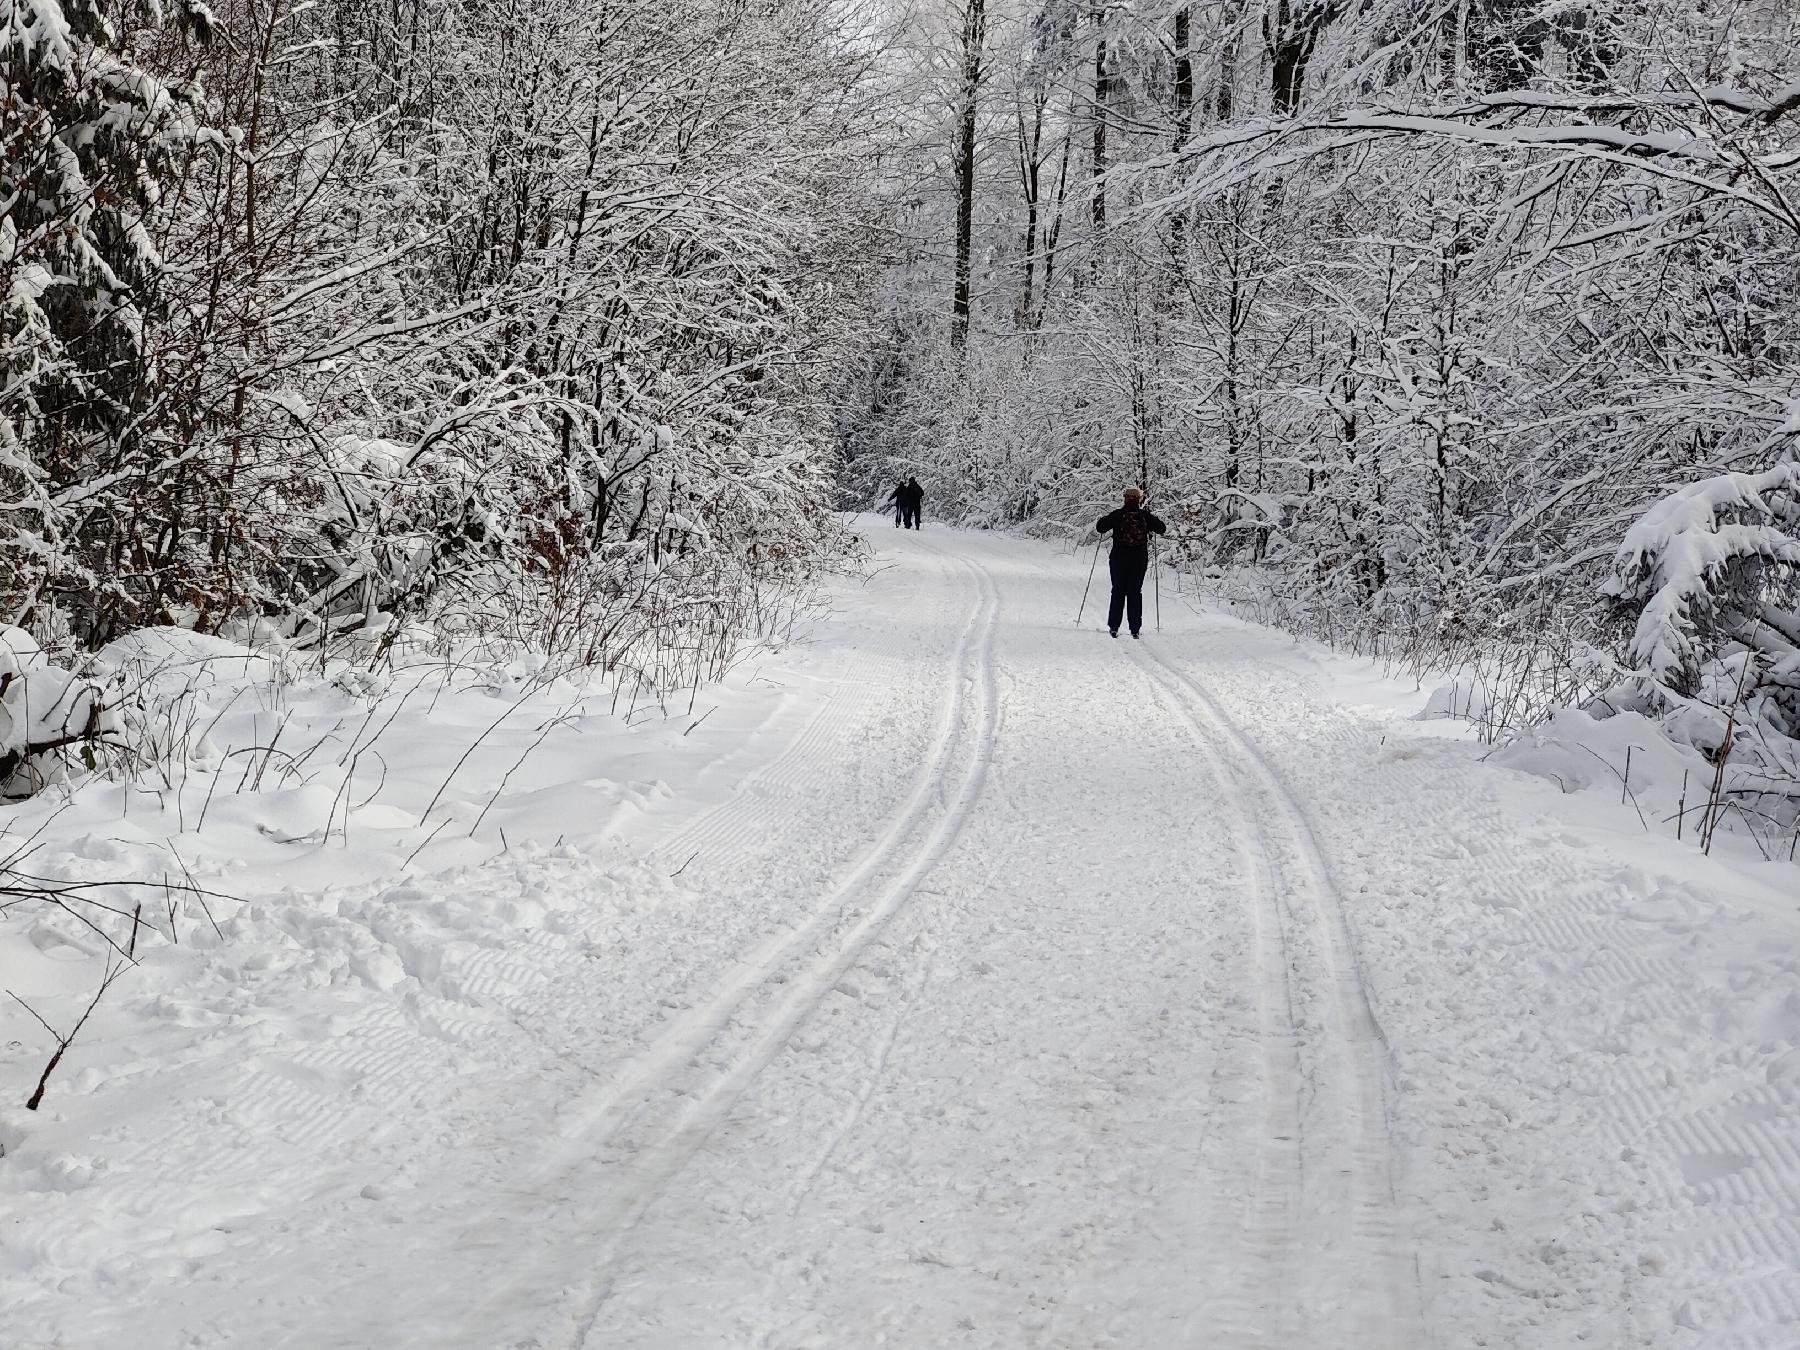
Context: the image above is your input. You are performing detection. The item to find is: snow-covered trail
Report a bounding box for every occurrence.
[557,525,1424,1349]
[9,521,1800,1349]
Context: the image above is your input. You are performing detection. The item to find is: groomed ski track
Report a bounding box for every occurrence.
[510,525,1425,1349]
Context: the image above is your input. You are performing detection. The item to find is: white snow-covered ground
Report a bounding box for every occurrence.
[3,521,1798,1349]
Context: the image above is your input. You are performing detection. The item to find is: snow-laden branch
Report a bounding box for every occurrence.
[1127,79,1800,235]
[1605,464,1800,695]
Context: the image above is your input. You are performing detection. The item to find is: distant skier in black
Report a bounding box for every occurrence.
[888,477,923,530]
[1095,485,1166,638]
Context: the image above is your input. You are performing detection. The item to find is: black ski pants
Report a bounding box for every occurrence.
[1107,549,1149,634]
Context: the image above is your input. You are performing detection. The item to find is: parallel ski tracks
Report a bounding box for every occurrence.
[446,541,1004,1349]
[562,543,1001,1345]
[642,535,972,876]
[1128,641,1424,1348]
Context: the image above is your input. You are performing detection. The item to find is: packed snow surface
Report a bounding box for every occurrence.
[3,522,1798,1348]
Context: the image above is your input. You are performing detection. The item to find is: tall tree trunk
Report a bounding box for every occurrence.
[1167,8,1195,273]
[1037,128,1073,328]
[1016,95,1044,330]
[1173,8,1194,146]
[1090,24,1110,255]
[1218,22,1236,119]
[951,0,986,354]
[1268,0,1339,113]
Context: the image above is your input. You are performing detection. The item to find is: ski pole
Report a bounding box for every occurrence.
[1077,538,1102,625]
[1153,544,1162,632]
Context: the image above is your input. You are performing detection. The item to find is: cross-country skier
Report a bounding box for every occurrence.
[1095,486,1166,638]
[886,478,923,529]
[896,478,924,530]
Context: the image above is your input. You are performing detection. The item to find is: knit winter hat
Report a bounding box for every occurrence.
[1122,486,1143,503]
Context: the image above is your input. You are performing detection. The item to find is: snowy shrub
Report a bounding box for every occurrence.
[0,628,117,798]
[1602,464,1800,706]
[1585,463,1800,841]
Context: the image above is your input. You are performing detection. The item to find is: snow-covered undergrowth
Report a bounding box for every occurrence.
[1195,460,1800,861]
[0,627,116,800]
[1357,652,1798,863]
[0,551,858,1343]
[0,620,788,1128]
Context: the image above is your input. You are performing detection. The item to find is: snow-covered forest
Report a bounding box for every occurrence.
[4,0,882,704]
[4,0,1800,1343]
[7,0,1798,837]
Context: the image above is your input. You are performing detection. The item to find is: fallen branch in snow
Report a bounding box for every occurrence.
[8,961,128,1111]
[1,810,240,956]
[0,663,122,799]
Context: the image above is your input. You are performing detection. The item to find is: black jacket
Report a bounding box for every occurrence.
[1096,505,1166,556]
